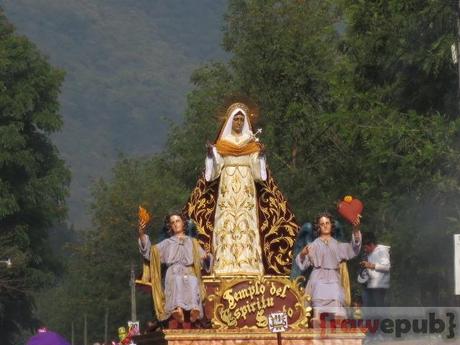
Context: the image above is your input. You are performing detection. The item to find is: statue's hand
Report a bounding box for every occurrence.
[352,214,361,231]
[138,219,147,237]
[206,141,214,157]
[300,244,310,258]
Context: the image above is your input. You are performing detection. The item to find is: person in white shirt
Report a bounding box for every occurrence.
[358,232,390,307]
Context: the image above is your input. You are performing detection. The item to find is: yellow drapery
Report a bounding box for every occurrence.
[143,245,167,320]
[215,139,260,157]
[191,239,206,301]
[340,262,351,306]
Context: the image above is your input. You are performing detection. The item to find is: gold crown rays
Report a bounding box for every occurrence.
[225,102,250,118]
[213,95,261,142]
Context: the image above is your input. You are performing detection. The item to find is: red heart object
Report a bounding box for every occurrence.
[337,198,364,224]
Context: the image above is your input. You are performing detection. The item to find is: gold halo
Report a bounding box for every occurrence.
[219,95,260,122]
[225,102,250,118]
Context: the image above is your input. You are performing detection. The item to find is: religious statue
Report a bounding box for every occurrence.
[295,212,361,318]
[138,212,211,324]
[184,101,299,276]
[204,103,267,275]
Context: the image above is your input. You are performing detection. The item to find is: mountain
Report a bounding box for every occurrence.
[0,0,227,227]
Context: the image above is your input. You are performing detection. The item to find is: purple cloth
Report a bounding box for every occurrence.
[27,331,71,345]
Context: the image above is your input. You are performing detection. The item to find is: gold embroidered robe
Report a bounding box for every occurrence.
[205,133,266,275]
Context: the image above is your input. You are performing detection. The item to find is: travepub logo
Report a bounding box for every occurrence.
[319,308,458,341]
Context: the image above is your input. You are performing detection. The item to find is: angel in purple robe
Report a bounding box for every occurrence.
[139,212,211,325]
[295,212,361,319]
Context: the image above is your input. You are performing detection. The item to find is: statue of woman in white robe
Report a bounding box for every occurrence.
[204,103,267,276]
[185,101,299,276]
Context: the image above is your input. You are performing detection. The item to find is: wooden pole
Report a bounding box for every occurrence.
[104,307,109,344]
[83,313,87,345]
[130,263,137,321]
[71,321,74,345]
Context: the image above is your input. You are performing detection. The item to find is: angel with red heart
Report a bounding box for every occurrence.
[294,205,362,320]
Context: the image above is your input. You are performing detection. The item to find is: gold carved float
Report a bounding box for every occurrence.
[204,275,311,329]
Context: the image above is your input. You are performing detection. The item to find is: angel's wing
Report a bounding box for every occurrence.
[290,222,315,281]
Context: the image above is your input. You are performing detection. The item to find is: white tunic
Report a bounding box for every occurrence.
[365,244,391,289]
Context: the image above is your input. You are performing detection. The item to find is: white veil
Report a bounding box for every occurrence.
[205,104,266,181]
[219,107,252,139]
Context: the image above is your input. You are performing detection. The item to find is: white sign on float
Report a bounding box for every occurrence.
[127,321,140,335]
[455,235,460,295]
[451,43,458,64]
[268,312,288,333]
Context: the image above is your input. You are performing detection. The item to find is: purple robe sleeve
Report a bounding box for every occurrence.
[338,231,361,261]
[139,235,169,262]
[138,234,152,261]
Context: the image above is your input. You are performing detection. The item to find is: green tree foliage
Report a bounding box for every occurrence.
[36,156,188,343]
[336,0,460,305]
[0,9,70,344]
[340,0,457,117]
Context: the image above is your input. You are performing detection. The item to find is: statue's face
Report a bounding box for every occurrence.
[232,113,245,134]
[318,216,332,235]
[169,215,185,235]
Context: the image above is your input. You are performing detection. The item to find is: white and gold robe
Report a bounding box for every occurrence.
[205,133,267,276]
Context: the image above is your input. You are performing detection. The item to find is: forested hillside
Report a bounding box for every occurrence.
[0,0,227,227]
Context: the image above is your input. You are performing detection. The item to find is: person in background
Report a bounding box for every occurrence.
[358,232,390,307]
